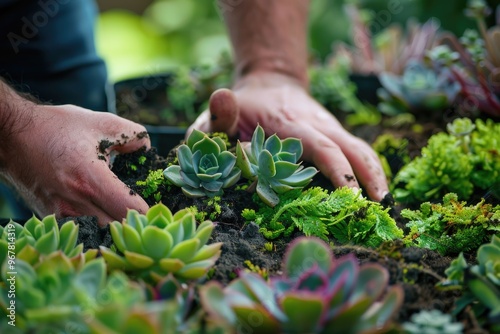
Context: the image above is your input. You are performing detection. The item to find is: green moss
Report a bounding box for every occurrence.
[394,118,500,203]
[402,193,500,255]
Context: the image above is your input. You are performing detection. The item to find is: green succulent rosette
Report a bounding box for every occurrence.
[0,253,105,333]
[236,125,318,207]
[163,129,241,198]
[100,203,222,282]
[0,215,95,269]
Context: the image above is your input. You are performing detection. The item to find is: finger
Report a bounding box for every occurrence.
[306,102,388,201]
[89,164,150,226]
[291,124,361,191]
[186,88,240,139]
[208,88,239,135]
[341,137,389,201]
[49,197,117,228]
[96,113,151,153]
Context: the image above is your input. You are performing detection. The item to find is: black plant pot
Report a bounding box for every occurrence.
[111,74,188,157]
[349,74,382,106]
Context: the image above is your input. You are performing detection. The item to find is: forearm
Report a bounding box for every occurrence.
[0,79,35,168]
[220,0,310,87]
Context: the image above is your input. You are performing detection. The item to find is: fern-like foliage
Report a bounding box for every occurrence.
[244,186,403,248]
[402,193,500,255]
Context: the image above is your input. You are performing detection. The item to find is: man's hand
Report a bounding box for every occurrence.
[189,72,388,201]
[1,101,150,226]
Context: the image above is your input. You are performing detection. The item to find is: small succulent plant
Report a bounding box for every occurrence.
[377,60,461,115]
[100,203,222,282]
[236,125,318,207]
[163,129,241,198]
[440,235,500,331]
[402,309,464,334]
[87,271,221,334]
[0,215,95,269]
[200,237,403,334]
[0,253,104,333]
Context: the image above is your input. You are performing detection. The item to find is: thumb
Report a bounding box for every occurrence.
[186,88,240,138]
[208,88,240,136]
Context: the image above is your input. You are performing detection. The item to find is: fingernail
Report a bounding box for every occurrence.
[379,190,389,199]
[350,187,363,197]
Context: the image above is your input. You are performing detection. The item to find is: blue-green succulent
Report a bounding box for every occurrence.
[377,60,461,115]
[163,129,241,198]
[236,125,318,207]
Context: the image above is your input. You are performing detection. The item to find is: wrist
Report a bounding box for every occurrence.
[235,56,309,89]
[233,71,308,92]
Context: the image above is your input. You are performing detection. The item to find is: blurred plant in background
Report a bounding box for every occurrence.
[95,0,500,124]
[96,0,494,82]
[436,0,500,117]
[96,0,231,82]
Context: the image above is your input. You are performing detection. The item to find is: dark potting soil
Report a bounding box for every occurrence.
[65,112,497,332]
[106,138,486,331]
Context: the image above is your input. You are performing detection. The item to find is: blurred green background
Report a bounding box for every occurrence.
[95,0,500,82]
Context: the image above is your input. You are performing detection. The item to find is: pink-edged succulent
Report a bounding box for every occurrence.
[200,237,403,334]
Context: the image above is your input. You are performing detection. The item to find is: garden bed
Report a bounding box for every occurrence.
[92,110,496,333]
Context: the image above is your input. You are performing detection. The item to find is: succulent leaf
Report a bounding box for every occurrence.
[168,238,200,263]
[191,243,222,262]
[284,237,333,279]
[146,203,173,225]
[259,150,277,178]
[177,145,195,173]
[251,125,266,161]
[350,263,389,302]
[265,134,283,155]
[200,282,237,324]
[186,128,206,147]
[124,251,155,269]
[280,293,324,333]
[176,259,216,279]
[34,227,59,255]
[59,221,79,255]
[142,226,173,260]
[122,224,144,254]
[100,246,130,270]
[256,178,281,207]
[232,304,280,334]
[159,258,185,273]
[236,140,255,179]
[109,221,126,253]
[194,221,215,246]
